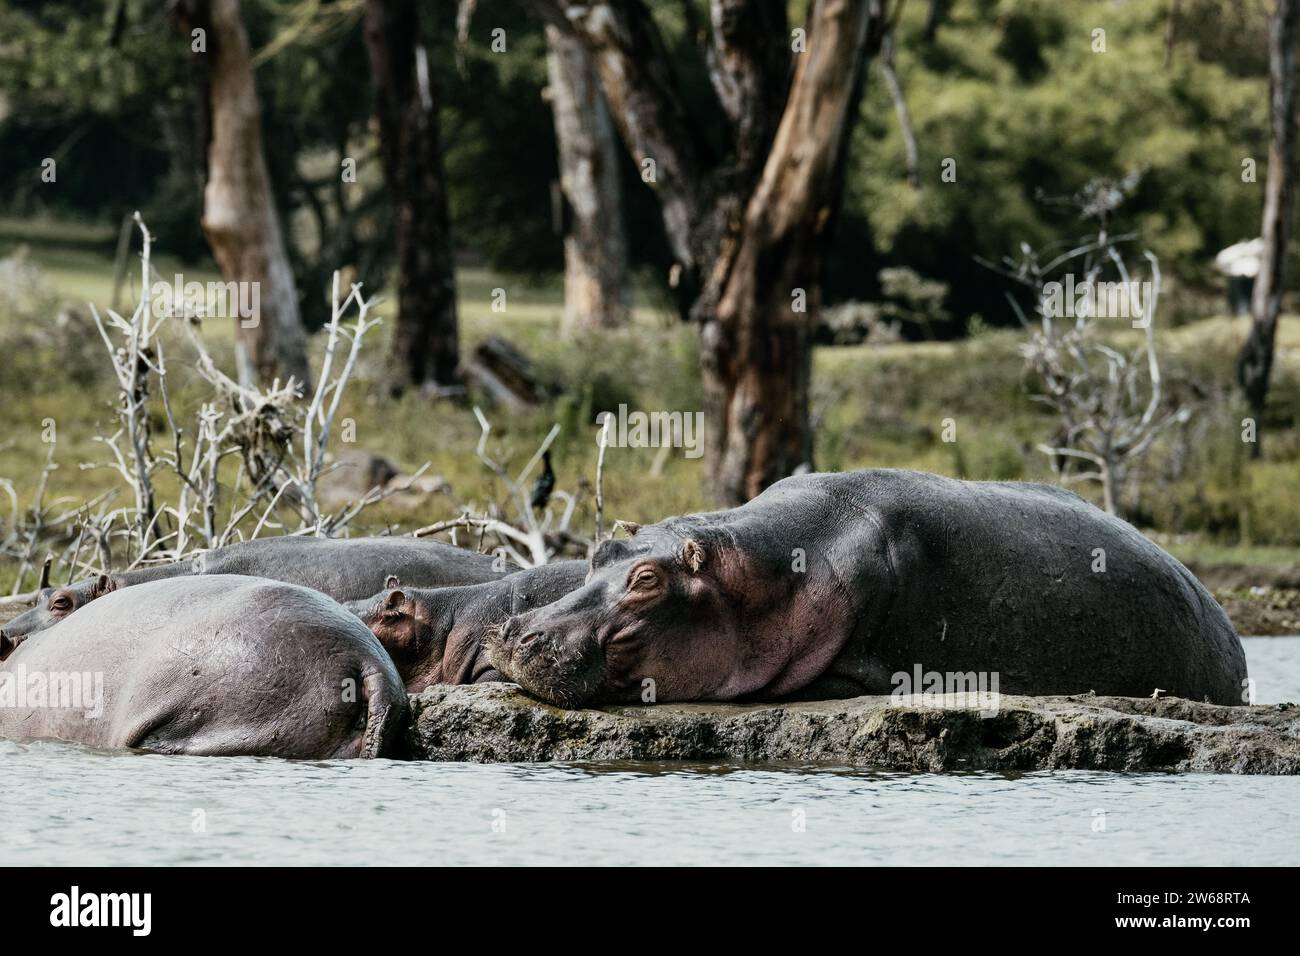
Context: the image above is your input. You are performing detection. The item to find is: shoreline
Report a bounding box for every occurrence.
[1192,561,1300,636]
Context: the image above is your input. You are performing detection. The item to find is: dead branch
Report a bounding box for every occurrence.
[1015,198,1191,516]
[2,218,408,593]
[881,31,920,188]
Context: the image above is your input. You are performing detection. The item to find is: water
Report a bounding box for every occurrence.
[2,638,1298,866]
[1240,635,1300,706]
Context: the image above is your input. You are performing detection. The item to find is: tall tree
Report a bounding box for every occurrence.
[922,0,951,44]
[1238,0,1299,456]
[171,0,311,388]
[364,0,461,397]
[525,0,889,504]
[545,23,629,332]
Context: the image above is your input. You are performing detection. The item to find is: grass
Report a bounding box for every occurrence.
[1163,541,1300,568]
[1,214,1298,595]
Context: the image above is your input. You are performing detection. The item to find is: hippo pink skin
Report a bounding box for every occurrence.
[489,469,1249,708]
[0,575,406,757]
[0,535,507,651]
[346,560,589,693]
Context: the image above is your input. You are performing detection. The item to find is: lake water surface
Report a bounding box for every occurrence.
[3,638,1298,866]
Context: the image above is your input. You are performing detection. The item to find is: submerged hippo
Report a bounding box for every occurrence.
[0,575,406,757]
[348,560,589,692]
[490,469,1248,707]
[0,535,505,650]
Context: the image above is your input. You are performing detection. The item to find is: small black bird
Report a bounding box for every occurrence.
[530,450,555,510]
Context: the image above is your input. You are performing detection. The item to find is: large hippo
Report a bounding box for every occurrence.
[347,560,589,692]
[0,575,406,757]
[0,535,505,650]
[489,469,1248,707]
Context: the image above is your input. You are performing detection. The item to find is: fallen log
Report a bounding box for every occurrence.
[461,336,547,409]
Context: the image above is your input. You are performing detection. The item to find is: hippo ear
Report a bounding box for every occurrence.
[384,574,401,589]
[682,540,706,573]
[592,538,632,569]
[383,588,406,610]
[91,574,117,598]
[615,520,642,538]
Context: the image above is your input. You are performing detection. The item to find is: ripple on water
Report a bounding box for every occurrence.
[4,744,1299,865]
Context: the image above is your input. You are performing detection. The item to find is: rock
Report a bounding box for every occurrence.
[405,684,1300,774]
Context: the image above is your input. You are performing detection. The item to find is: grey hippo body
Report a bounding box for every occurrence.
[1,535,505,649]
[0,575,406,757]
[491,469,1248,707]
[348,560,589,692]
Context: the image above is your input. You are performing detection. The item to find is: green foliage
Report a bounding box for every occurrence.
[0,0,1295,561]
[949,428,1026,482]
[839,0,1270,324]
[0,2,197,245]
[0,248,106,391]
[441,1,561,277]
[878,266,952,338]
[1,243,1298,556]
[0,0,1284,330]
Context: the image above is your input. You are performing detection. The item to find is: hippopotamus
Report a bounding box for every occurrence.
[489,469,1248,708]
[0,535,505,651]
[347,560,589,692]
[0,575,406,757]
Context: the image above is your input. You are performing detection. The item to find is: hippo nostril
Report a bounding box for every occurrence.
[520,631,543,646]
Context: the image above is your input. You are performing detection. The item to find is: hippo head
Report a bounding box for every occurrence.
[0,574,117,659]
[348,586,439,686]
[347,583,476,691]
[488,528,747,707]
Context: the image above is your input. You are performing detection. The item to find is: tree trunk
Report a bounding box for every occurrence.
[699,0,880,503]
[923,0,950,44]
[529,0,885,504]
[1238,0,1299,457]
[364,0,461,396]
[175,0,311,389]
[545,25,629,332]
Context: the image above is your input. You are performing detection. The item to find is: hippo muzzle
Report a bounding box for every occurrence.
[0,614,43,660]
[0,628,19,662]
[0,605,53,659]
[489,609,607,708]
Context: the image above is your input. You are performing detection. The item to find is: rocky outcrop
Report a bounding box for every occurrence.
[406,684,1300,774]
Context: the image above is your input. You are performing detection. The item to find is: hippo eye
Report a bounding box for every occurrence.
[627,566,662,593]
[49,595,72,612]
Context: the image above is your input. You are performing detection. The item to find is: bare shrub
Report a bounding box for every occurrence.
[410,407,604,568]
[1,216,423,599]
[986,184,1192,516]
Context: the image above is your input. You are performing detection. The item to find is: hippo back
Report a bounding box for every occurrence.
[192,535,505,600]
[0,575,406,757]
[822,469,1247,704]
